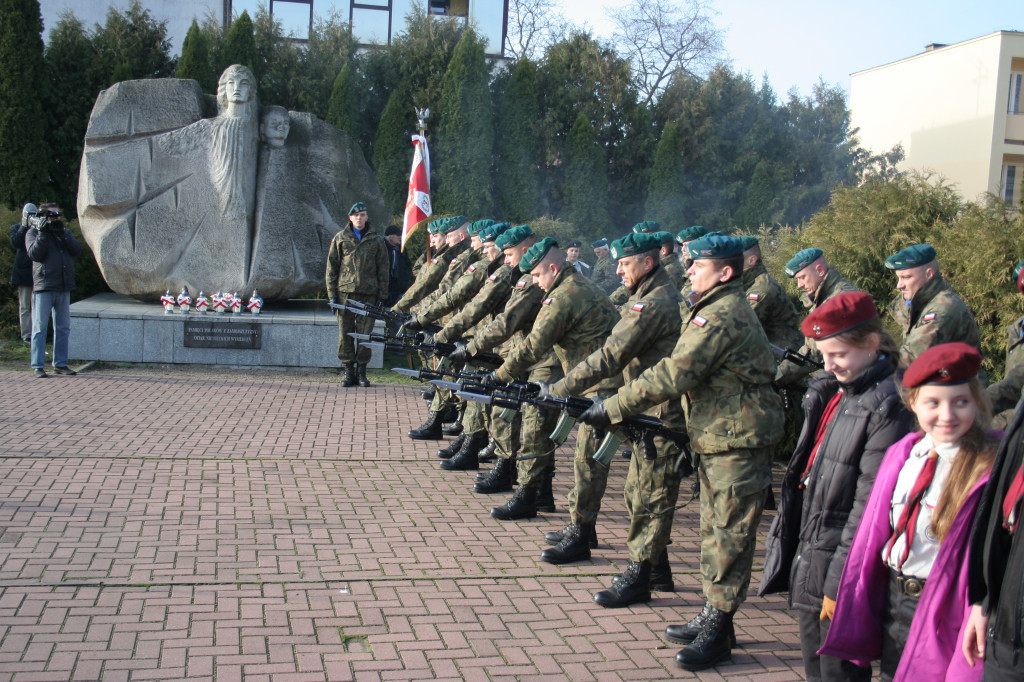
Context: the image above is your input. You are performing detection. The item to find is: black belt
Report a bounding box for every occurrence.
[890,569,926,599]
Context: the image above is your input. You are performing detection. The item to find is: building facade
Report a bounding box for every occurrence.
[850,31,1024,207]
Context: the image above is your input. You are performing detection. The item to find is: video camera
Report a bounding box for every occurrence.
[31,209,62,231]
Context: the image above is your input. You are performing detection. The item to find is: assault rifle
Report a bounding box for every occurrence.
[328,300,442,334]
[770,343,824,371]
[456,381,694,473]
[349,332,504,369]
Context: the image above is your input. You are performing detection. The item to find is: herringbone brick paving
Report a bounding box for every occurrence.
[0,366,807,681]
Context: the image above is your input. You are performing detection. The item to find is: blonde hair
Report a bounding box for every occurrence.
[833,317,899,358]
[903,377,996,541]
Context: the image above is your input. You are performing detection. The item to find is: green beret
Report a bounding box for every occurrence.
[610,233,662,260]
[675,225,708,244]
[653,231,675,246]
[785,247,824,277]
[349,202,367,215]
[427,218,446,234]
[687,235,744,260]
[468,219,496,236]
[1014,260,1024,280]
[479,222,511,243]
[495,224,533,250]
[441,215,469,234]
[740,236,759,250]
[518,236,558,272]
[591,238,609,248]
[632,220,661,234]
[885,243,937,270]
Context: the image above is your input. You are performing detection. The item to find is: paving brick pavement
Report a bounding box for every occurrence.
[0,366,813,681]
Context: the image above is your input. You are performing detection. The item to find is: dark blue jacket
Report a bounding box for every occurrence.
[8,222,33,286]
[25,223,82,292]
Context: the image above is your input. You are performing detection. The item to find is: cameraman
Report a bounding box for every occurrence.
[25,204,81,378]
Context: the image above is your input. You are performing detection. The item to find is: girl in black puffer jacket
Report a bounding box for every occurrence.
[760,292,915,682]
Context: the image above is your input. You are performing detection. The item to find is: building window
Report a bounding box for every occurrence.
[1004,163,1022,205]
[1010,72,1023,115]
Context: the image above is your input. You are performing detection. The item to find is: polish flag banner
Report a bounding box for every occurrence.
[402,134,431,251]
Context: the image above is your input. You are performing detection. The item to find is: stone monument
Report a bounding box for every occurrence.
[77,65,387,301]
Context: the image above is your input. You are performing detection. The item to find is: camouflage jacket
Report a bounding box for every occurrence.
[887,274,981,367]
[591,255,621,294]
[552,266,685,427]
[609,284,630,307]
[777,267,860,383]
[661,253,687,292]
[742,261,804,350]
[413,241,475,314]
[392,244,449,312]
[987,315,1024,422]
[493,263,619,391]
[416,248,494,326]
[433,262,516,344]
[605,278,784,454]
[325,223,389,299]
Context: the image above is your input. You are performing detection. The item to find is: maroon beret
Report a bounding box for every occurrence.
[902,342,982,388]
[801,291,878,340]
[1017,266,1024,294]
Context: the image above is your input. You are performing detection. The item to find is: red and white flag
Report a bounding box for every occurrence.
[402,134,431,251]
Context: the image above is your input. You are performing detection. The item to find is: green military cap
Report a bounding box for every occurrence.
[610,233,662,260]
[1014,260,1024,280]
[591,238,608,248]
[441,215,470,234]
[653,231,676,246]
[468,219,496,236]
[785,247,824,277]
[518,236,559,272]
[349,201,367,215]
[675,225,708,244]
[427,218,446,234]
[632,220,661,234]
[495,224,533,250]
[740,236,759,250]
[687,235,744,260]
[885,243,937,270]
[479,222,511,243]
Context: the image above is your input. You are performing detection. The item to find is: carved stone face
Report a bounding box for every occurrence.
[226,74,251,104]
[260,108,290,147]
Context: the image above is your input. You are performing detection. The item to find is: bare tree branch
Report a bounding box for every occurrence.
[506,0,571,61]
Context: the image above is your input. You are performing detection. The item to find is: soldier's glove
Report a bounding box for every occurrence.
[579,401,611,429]
[447,343,469,364]
[404,317,423,333]
[534,380,552,399]
[482,371,504,387]
[416,331,433,346]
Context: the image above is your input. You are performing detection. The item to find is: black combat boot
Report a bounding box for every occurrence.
[421,387,435,401]
[476,438,497,462]
[473,457,515,494]
[490,484,537,520]
[674,606,734,671]
[437,433,466,459]
[440,404,459,424]
[537,474,555,513]
[408,411,444,440]
[664,602,737,646]
[356,364,371,387]
[442,421,463,436]
[540,523,594,564]
[440,431,487,470]
[341,362,357,387]
[616,548,673,592]
[593,560,652,608]
[544,523,598,548]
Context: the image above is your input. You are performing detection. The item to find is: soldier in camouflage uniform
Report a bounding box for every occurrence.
[539,232,685,605]
[609,220,667,306]
[739,237,803,350]
[483,238,620,562]
[406,217,475,440]
[884,243,982,368]
[326,202,389,387]
[458,226,564,518]
[988,260,1024,428]
[580,234,783,672]
[656,231,687,291]
[590,239,620,294]
[775,247,860,384]
[673,225,709,294]
[391,220,450,314]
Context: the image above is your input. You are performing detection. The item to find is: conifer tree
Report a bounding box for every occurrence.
[560,112,611,235]
[0,0,49,208]
[222,10,257,74]
[326,62,357,135]
[435,29,493,216]
[373,88,416,216]
[176,19,215,92]
[645,120,685,227]
[494,59,540,222]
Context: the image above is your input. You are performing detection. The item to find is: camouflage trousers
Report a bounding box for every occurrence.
[567,390,617,525]
[698,447,772,613]
[624,434,683,562]
[335,292,376,364]
[513,363,562,488]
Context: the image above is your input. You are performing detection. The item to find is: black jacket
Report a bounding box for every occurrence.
[25,223,82,292]
[968,396,1024,667]
[8,222,33,286]
[759,354,913,611]
[386,242,413,306]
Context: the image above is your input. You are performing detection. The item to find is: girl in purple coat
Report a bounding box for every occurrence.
[821,342,997,681]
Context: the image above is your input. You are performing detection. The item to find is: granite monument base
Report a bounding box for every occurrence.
[69,293,384,369]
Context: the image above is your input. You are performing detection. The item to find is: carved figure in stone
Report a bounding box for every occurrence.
[78,65,387,301]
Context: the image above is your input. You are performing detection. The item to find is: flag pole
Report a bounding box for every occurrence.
[402,107,432,256]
